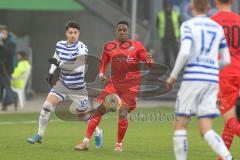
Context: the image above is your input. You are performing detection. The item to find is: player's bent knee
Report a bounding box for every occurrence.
[40,101,54,118]
[223,107,236,122]
[99,104,107,114]
[43,101,54,111]
[199,130,206,138]
[47,93,62,105]
[199,126,212,138]
[174,120,188,130]
[174,123,187,130]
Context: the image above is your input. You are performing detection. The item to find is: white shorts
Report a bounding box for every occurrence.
[50,89,88,112]
[175,81,220,118]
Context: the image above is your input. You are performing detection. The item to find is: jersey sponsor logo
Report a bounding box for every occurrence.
[196,57,215,65]
[112,54,134,62]
[126,55,134,62]
[112,54,127,62]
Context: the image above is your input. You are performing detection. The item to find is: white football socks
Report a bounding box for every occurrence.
[83,137,89,143]
[204,130,232,160]
[94,127,101,136]
[173,130,188,160]
[37,101,53,136]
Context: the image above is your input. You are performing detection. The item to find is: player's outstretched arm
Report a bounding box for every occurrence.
[167,22,192,83]
[218,30,231,69]
[99,46,110,83]
[169,40,192,79]
[137,43,154,68]
[219,46,231,69]
[166,37,192,90]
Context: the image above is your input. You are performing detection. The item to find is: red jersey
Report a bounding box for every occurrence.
[211,11,240,77]
[99,39,150,91]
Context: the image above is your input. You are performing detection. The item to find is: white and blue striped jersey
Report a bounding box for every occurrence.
[171,15,230,83]
[50,40,88,90]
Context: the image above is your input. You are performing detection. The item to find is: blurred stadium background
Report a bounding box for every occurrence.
[0,0,240,160]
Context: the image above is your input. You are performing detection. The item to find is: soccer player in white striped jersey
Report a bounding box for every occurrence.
[27,21,103,148]
[166,0,233,160]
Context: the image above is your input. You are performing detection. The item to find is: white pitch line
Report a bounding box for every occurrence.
[0,116,112,126]
[0,119,61,125]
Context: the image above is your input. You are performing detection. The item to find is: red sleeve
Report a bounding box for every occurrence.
[99,45,110,74]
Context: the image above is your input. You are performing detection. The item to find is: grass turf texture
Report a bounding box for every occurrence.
[0,107,239,160]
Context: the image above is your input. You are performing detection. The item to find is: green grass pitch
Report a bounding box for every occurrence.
[0,107,239,160]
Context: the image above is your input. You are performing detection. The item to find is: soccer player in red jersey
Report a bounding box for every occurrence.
[74,21,153,152]
[211,0,240,154]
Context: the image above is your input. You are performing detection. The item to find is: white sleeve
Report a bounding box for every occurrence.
[49,52,60,74]
[218,36,230,69]
[170,23,193,79]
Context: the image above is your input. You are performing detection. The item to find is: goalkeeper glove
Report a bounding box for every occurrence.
[48,58,59,67]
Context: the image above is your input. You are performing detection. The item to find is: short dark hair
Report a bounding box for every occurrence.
[217,0,231,4]
[163,0,173,8]
[117,21,129,28]
[65,21,80,31]
[18,51,27,59]
[193,0,209,13]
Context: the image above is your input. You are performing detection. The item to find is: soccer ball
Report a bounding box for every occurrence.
[103,94,122,112]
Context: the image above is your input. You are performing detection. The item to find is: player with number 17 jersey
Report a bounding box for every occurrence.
[166,1,231,158]
[170,15,230,118]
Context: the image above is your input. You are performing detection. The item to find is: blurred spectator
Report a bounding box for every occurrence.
[178,0,216,19]
[156,0,181,68]
[180,0,192,21]
[11,51,31,89]
[10,51,31,109]
[0,24,17,110]
[208,0,217,16]
[0,48,12,110]
[0,24,17,74]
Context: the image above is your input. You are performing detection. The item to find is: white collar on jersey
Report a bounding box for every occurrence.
[195,14,207,17]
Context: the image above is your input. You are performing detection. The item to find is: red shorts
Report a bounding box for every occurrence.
[218,76,240,114]
[96,83,138,112]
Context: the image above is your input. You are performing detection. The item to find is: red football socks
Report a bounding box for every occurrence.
[117,118,128,143]
[221,125,234,149]
[86,117,101,139]
[227,117,240,137]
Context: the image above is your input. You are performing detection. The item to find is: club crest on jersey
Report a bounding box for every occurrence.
[129,46,135,51]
